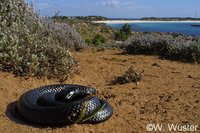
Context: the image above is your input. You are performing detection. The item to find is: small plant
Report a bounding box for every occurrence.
[115,24,132,41]
[92,34,106,46]
[112,66,144,85]
[120,24,132,35]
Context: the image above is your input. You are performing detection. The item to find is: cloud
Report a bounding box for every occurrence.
[99,0,139,9]
[101,0,120,8]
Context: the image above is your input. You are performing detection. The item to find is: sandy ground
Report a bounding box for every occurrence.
[0,48,199,133]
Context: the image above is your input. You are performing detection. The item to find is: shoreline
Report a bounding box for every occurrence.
[93,20,200,24]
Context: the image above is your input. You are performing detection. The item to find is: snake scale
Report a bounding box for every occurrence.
[17,84,113,125]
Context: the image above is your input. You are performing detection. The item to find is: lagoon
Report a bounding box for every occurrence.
[107,22,200,37]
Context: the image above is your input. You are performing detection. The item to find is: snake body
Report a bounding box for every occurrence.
[17,84,113,125]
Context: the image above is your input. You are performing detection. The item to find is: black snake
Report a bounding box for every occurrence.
[17,84,113,125]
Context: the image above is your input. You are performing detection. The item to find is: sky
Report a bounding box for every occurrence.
[26,0,200,18]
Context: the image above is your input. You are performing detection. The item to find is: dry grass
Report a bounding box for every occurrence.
[112,66,144,85]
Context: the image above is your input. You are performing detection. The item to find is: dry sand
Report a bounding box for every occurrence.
[0,48,199,133]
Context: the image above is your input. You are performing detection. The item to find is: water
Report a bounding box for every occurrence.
[107,22,200,37]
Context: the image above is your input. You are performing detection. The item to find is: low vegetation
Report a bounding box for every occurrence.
[0,0,85,80]
[54,16,200,64]
[115,24,132,41]
[123,33,200,63]
[52,16,116,46]
[112,66,144,85]
[91,34,106,46]
[46,20,86,51]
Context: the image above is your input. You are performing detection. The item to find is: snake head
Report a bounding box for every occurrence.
[56,88,89,103]
[65,90,77,99]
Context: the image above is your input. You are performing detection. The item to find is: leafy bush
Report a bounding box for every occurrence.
[0,0,79,79]
[115,24,132,41]
[123,33,200,63]
[52,16,115,46]
[46,20,86,51]
[120,24,132,35]
[92,34,106,46]
[115,32,127,41]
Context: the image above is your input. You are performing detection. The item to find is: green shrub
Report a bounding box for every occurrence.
[115,24,132,41]
[0,0,79,80]
[115,32,128,41]
[120,24,132,35]
[92,34,106,46]
[85,38,92,44]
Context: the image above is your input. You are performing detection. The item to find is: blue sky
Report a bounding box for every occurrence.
[26,0,200,18]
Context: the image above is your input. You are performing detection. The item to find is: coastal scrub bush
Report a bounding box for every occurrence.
[115,24,132,41]
[123,33,200,63]
[0,0,78,79]
[92,34,106,46]
[52,16,115,46]
[120,24,132,35]
[45,20,86,51]
[187,44,200,63]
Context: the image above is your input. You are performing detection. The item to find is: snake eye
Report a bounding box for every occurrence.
[65,91,75,99]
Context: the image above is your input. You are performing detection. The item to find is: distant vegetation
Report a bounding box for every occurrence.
[52,16,136,46]
[52,16,116,46]
[0,0,85,80]
[115,24,132,41]
[53,16,108,21]
[53,15,200,64]
[123,33,200,63]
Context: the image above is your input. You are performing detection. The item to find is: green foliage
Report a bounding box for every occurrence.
[85,39,92,44]
[124,33,200,63]
[120,24,132,35]
[0,0,79,80]
[92,34,106,46]
[115,24,132,41]
[115,32,128,41]
[52,16,115,45]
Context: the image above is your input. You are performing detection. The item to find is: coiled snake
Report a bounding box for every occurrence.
[17,84,113,125]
